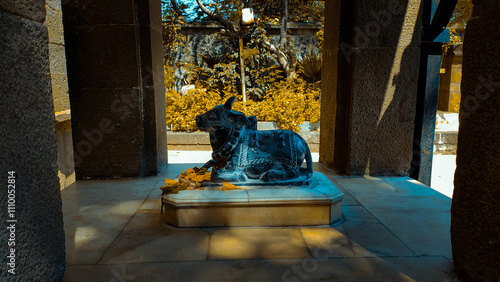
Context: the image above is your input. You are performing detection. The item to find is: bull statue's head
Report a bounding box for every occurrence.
[195,96,254,132]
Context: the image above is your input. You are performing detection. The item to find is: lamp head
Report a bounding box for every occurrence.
[242,8,254,26]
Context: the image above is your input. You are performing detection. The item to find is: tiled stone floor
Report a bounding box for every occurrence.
[61,163,456,282]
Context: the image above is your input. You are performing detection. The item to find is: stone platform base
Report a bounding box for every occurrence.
[161,172,343,228]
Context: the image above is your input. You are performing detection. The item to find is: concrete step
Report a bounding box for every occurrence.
[433,112,458,155]
[434,131,458,155]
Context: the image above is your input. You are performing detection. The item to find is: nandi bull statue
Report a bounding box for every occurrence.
[196,96,313,184]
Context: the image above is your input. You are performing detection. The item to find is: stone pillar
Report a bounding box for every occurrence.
[45,0,75,190]
[438,45,463,113]
[0,1,66,280]
[451,0,500,280]
[62,0,167,178]
[320,0,422,175]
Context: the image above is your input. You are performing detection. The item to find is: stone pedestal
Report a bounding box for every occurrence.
[162,173,343,227]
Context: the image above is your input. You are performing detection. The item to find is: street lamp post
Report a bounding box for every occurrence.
[239,34,246,104]
[240,8,254,109]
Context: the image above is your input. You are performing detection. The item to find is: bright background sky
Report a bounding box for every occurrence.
[178,0,213,22]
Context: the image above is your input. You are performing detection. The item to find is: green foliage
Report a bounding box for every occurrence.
[164,65,176,89]
[449,0,473,28]
[194,0,244,24]
[315,23,324,53]
[251,78,321,131]
[178,61,239,99]
[176,26,286,100]
[244,26,287,99]
[242,0,325,24]
[288,0,325,23]
[162,2,187,66]
[165,77,321,132]
[189,0,324,24]
[208,62,240,97]
[200,52,222,69]
[297,50,322,83]
[444,0,472,51]
[165,88,222,132]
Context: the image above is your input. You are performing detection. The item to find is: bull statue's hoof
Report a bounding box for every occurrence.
[196,96,314,185]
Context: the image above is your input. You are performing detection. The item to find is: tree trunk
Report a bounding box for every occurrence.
[280,0,288,48]
[170,0,186,21]
[195,0,296,79]
[195,0,237,34]
[262,40,296,80]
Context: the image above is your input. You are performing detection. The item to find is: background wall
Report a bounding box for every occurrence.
[175,22,321,65]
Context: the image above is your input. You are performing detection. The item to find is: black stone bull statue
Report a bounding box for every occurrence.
[196,96,313,183]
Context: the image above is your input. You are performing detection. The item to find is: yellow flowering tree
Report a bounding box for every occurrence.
[251,79,321,131]
[165,80,321,133]
[445,0,472,50]
[165,87,222,132]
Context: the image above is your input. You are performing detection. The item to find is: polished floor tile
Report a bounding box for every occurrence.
[208,228,311,260]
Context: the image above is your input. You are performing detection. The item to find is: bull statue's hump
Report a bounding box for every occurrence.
[196,96,313,185]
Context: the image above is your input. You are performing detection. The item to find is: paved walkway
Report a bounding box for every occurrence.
[62,156,456,281]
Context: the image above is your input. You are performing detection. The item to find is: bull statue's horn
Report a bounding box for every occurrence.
[224,96,236,110]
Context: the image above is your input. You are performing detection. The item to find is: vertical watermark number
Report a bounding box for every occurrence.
[6,171,16,275]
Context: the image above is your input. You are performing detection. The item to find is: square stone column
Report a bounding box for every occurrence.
[451,0,500,280]
[0,1,66,280]
[320,0,422,175]
[62,0,167,178]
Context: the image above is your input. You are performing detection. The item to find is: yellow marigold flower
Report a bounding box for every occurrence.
[161,167,213,194]
[221,182,241,191]
[164,177,179,186]
[191,174,205,183]
[184,173,197,181]
[203,171,212,181]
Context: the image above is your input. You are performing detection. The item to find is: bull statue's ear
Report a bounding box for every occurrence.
[247,115,258,130]
[229,111,252,126]
[224,96,236,110]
